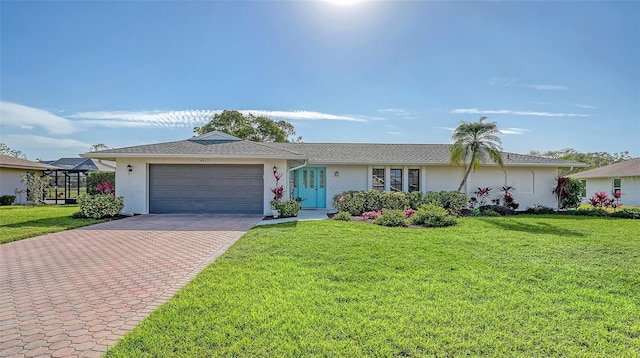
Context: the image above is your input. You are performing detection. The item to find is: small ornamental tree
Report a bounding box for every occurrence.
[554,177,585,209]
[21,173,52,205]
[270,170,284,208]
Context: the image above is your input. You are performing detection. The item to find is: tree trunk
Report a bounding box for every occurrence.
[457,158,475,192]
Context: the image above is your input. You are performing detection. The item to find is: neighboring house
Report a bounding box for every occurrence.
[569,157,640,206]
[83,131,584,215]
[0,154,59,204]
[38,158,116,203]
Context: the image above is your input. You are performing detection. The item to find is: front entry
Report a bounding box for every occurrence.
[295,167,326,208]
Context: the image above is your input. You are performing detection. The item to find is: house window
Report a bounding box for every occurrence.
[580,180,587,197]
[372,168,385,191]
[390,169,402,192]
[613,178,622,196]
[408,169,420,192]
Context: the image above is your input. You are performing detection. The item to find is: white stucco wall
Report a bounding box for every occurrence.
[317,165,559,210]
[115,157,287,215]
[115,158,564,214]
[324,165,369,206]
[0,168,40,204]
[583,177,640,207]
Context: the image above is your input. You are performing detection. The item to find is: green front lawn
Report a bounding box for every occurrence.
[0,205,104,244]
[106,216,640,357]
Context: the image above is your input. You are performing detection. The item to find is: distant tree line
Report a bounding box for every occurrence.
[529,148,632,175]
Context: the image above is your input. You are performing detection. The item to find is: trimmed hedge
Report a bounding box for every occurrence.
[410,204,458,227]
[77,193,124,219]
[332,190,468,216]
[275,200,301,218]
[0,195,15,205]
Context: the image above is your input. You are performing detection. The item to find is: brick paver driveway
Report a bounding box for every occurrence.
[0,214,262,357]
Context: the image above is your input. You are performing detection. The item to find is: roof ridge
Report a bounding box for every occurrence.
[251,141,306,156]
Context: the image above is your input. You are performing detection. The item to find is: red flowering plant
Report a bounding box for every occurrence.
[501,185,519,210]
[96,180,115,196]
[270,171,284,208]
[588,191,623,210]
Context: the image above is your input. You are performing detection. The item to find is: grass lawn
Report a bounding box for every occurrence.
[0,205,104,244]
[106,216,640,357]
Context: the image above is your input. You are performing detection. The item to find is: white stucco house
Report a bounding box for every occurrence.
[570,157,640,207]
[0,154,59,204]
[82,131,584,215]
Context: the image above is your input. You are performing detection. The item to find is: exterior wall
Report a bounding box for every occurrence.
[115,157,287,215]
[115,157,564,214]
[318,164,559,210]
[324,165,369,207]
[0,168,42,204]
[583,177,640,207]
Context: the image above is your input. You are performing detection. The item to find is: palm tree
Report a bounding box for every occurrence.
[449,117,503,192]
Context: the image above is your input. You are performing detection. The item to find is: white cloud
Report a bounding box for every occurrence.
[450,108,589,117]
[0,101,78,134]
[240,110,365,122]
[385,131,403,135]
[523,84,568,91]
[576,104,595,109]
[500,127,529,135]
[438,126,528,135]
[69,109,366,128]
[379,108,409,116]
[488,77,517,87]
[4,134,91,149]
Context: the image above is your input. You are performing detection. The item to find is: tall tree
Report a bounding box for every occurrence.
[449,117,503,192]
[528,148,632,175]
[193,110,299,142]
[0,142,27,159]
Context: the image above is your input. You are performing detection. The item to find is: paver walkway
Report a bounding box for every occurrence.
[0,214,262,358]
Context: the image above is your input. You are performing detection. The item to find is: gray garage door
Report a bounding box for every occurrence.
[149,164,264,214]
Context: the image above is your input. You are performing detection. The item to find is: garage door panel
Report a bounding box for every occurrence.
[149,164,264,214]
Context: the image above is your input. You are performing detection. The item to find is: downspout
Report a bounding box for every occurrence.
[287,159,308,201]
[288,159,308,173]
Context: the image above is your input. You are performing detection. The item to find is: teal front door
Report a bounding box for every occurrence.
[297,167,326,208]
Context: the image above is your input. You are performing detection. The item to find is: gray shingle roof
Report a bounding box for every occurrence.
[267,142,584,167]
[84,135,584,167]
[569,158,640,179]
[86,139,305,159]
[0,154,59,170]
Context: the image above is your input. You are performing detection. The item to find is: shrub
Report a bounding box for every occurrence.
[574,208,608,217]
[275,200,301,218]
[87,171,116,195]
[77,193,124,219]
[524,204,556,215]
[373,209,408,227]
[610,208,640,219]
[332,211,352,221]
[480,209,501,217]
[501,186,519,210]
[406,191,425,210]
[332,190,468,215]
[362,211,380,220]
[554,177,585,209]
[403,208,416,218]
[479,205,514,216]
[0,195,15,205]
[380,192,410,211]
[437,191,468,212]
[410,204,457,227]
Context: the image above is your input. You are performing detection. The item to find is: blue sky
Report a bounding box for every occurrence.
[1,1,638,160]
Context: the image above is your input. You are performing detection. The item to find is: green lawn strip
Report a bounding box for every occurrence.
[0,205,103,244]
[106,216,640,357]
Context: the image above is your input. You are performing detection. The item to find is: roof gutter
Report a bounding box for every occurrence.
[288,160,308,172]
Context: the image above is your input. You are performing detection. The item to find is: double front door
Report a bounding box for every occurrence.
[296,167,326,208]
